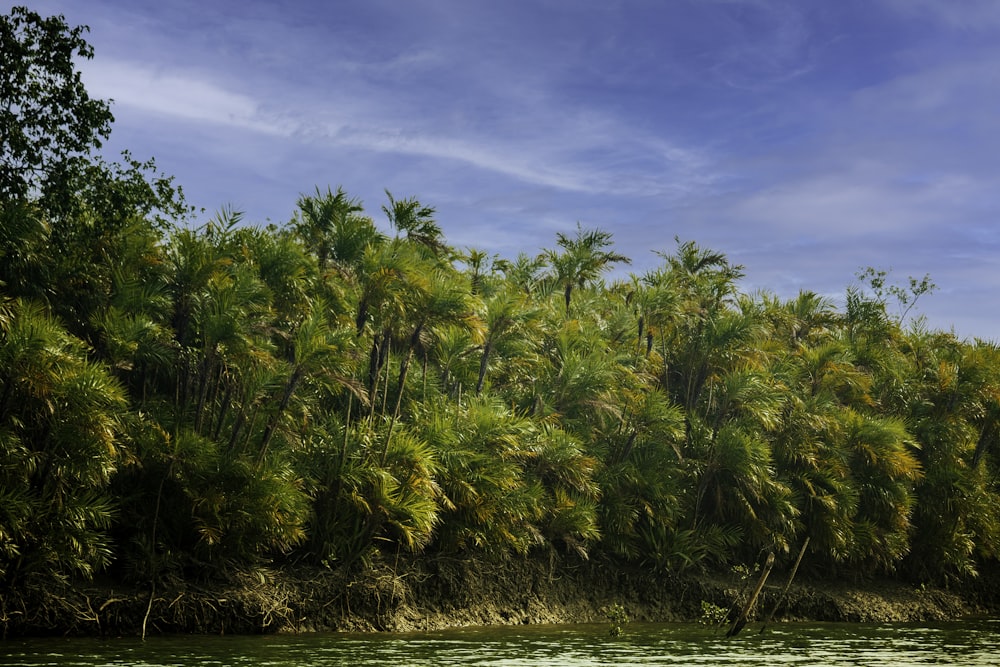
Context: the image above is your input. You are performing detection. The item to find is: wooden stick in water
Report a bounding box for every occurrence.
[727,551,775,638]
[759,537,810,634]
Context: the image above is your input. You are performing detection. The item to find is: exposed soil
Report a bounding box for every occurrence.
[0,553,989,638]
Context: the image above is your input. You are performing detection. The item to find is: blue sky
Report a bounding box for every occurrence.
[22,0,1000,339]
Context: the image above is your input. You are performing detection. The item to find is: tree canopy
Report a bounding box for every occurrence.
[0,6,113,205]
[2,7,1000,596]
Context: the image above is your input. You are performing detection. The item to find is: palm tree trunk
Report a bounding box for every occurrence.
[193,351,214,433]
[243,403,263,452]
[476,341,493,395]
[368,332,391,423]
[394,323,422,416]
[259,367,303,464]
[228,407,247,452]
[422,355,428,403]
[382,327,420,465]
[213,381,234,441]
[0,374,13,423]
[367,334,381,396]
[143,451,176,640]
[343,390,354,431]
[207,362,225,432]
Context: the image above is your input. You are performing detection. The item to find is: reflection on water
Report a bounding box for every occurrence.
[2,619,999,666]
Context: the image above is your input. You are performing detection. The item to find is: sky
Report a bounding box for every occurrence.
[19,0,1000,340]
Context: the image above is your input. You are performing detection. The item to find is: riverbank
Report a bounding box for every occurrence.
[0,553,989,638]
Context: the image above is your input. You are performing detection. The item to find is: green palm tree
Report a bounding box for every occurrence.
[294,186,365,272]
[475,286,539,395]
[596,384,690,564]
[461,247,495,296]
[632,268,682,370]
[302,413,443,567]
[382,190,448,259]
[544,223,630,314]
[767,290,923,574]
[494,252,549,296]
[247,226,320,325]
[420,396,546,555]
[90,235,173,401]
[189,261,271,434]
[775,290,840,347]
[259,298,362,462]
[900,329,1000,581]
[389,266,476,422]
[769,337,864,567]
[0,299,127,582]
[526,423,601,555]
[0,201,50,303]
[842,409,920,571]
[428,323,479,397]
[535,316,627,437]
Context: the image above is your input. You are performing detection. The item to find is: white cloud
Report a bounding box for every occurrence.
[881,0,1000,30]
[700,0,817,90]
[81,60,294,136]
[735,175,911,236]
[86,65,711,200]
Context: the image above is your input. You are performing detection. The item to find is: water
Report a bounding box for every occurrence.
[2,620,998,666]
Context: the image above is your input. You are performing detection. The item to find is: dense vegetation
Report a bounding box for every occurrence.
[2,7,1000,602]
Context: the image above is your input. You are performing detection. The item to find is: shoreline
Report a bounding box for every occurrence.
[1,554,991,638]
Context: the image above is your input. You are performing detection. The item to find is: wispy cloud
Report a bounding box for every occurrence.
[732,165,986,238]
[25,0,1000,338]
[83,61,293,136]
[666,0,819,93]
[83,54,717,201]
[881,0,1000,30]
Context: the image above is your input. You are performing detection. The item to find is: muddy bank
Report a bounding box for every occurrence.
[0,554,987,638]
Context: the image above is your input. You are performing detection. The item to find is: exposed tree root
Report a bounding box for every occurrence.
[0,553,985,638]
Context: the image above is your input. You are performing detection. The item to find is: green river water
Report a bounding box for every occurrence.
[2,620,998,666]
